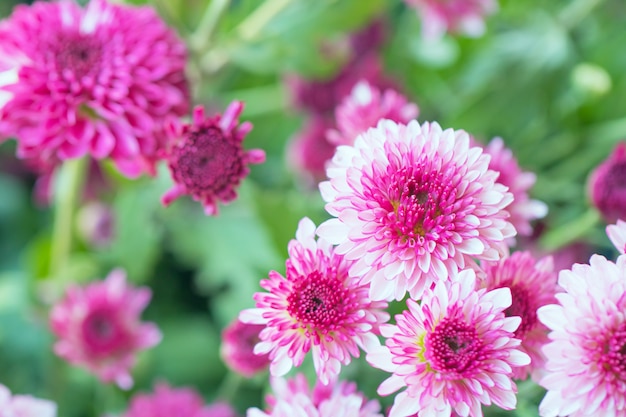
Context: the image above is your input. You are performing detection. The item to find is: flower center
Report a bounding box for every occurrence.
[81,308,131,357]
[503,284,537,338]
[425,316,482,376]
[286,271,349,330]
[53,31,102,79]
[602,322,626,380]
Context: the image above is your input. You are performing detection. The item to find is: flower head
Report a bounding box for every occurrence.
[162,102,265,216]
[239,217,389,385]
[607,219,626,254]
[588,142,626,223]
[479,251,557,381]
[50,269,161,389]
[286,116,337,184]
[367,270,530,417]
[318,120,514,301]
[0,384,56,417]
[0,0,189,177]
[538,254,626,417]
[221,318,270,377]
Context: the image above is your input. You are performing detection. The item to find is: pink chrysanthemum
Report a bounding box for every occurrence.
[123,382,236,417]
[220,318,270,377]
[479,251,557,381]
[239,217,389,385]
[589,142,626,223]
[49,269,161,389]
[481,137,547,237]
[286,116,337,184]
[247,374,382,417]
[0,384,56,417]
[537,254,626,417]
[367,269,530,417]
[607,219,626,254]
[0,0,189,177]
[326,81,419,147]
[317,120,514,301]
[162,102,265,216]
[404,0,497,39]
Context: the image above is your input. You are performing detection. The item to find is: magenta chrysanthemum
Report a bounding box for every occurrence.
[367,270,530,417]
[247,374,383,417]
[239,217,389,385]
[220,318,270,377]
[538,254,626,417]
[607,219,626,254]
[0,0,189,177]
[317,120,514,301]
[0,384,56,417]
[479,251,557,381]
[49,269,161,389]
[286,116,337,184]
[589,142,626,223]
[162,102,265,216]
[327,81,419,147]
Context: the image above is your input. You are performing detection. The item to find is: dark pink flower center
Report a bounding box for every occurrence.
[503,284,537,338]
[81,308,131,357]
[426,316,482,375]
[287,271,349,330]
[602,323,626,380]
[52,31,103,78]
[171,127,244,196]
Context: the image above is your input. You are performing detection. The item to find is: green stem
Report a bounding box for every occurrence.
[558,0,604,30]
[189,0,231,53]
[216,372,244,402]
[539,208,601,251]
[235,0,292,41]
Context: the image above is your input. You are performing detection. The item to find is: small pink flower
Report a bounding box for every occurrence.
[317,120,514,301]
[327,81,419,147]
[239,217,389,385]
[220,318,270,377]
[50,269,161,389]
[589,142,626,223]
[286,116,337,184]
[607,219,626,254]
[123,382,236,417]
[479,251,557,381]
[162,102,265,216]
[0,384,56,417]
[0,0,189,177]
[367,269,530,417]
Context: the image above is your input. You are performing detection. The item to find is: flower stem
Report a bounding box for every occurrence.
[216,372,243,402]
[235,0,292,41]
[190,0,231,53]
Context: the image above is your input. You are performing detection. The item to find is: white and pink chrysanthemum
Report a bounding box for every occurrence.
[404,0,498,39]
[220,318,270,377]
[0,0,189,177]
[326,81,419,147]
[49,269,161,389]
[367,269,530,417]
[0,384,56,417]
[607,219,626,254]
[239,217,389,385]
[479,251,557,381]
[247,374,383,417]
[318,120,514,301]
[538,254,626,417]
[162,102,265,216]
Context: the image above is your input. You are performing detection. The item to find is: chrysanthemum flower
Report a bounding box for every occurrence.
[318,120,514,301]
[247,374,383,417]
[326,81,419,147]
[0,0,189,177]
[607,219,626,254]
[220,318,270,377]
[0,384,56,417]
[286,116,337,184]
[161,102,265,216]
[123,383,236,417]
[588,142,626,223]
[239,217,389,385]
[404,0,498,39]
[49,269,161,389]
[538,254,626,417]
[479,251,557,381]
[367,269,530,417]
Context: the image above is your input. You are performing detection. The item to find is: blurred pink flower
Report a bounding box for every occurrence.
[247,374,382,417]
[480,251,557,381]
[607,219,626,254]
[538,254,626,416]
[162,102,265,216]
[286,116,336,184]
[50,269,161,389]
[367,270,529,417]
[317,120,514,301]
[124,383,236,417]
[221,318,269,377]
[239,217,389,385]
[0,384,56,417]
[77,201,115,248]
[0,0,188,177]
[327,81,419,146]
[588,142,626,223]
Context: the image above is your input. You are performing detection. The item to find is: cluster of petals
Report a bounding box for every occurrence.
[326,81,419,147]
[607,219,626,254]
[0,0,189,177]
[538,254,626,417]
[49,269,161,389]
[220,318,270,377]
[479,251,557,381]
[367,269,530,417]
[162,102,265,216]
[239,217,389,385]
[247,374,382,417]
[318,119,514,301]
[588,142,626,223]
[0,384,56,417]
[123,382,236,417]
